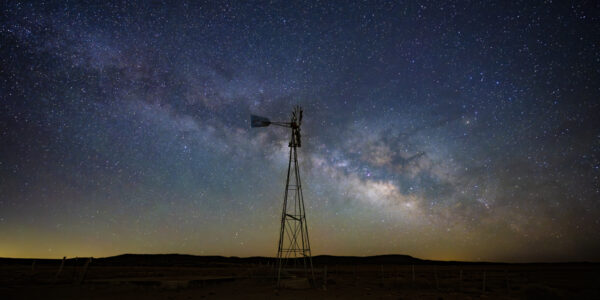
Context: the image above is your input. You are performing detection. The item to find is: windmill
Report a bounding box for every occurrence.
[250,106,315,287]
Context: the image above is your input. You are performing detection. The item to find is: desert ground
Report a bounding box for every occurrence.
[1,255,599,299]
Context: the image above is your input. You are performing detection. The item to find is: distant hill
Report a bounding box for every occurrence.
[311,254,425,265]
[91,253,428,266]
[1,253,594,266]
[0,253,425,266]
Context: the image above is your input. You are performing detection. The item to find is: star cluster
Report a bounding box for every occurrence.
[1,1,599,261]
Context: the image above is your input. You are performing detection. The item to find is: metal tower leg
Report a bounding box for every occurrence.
[276,130,315,287]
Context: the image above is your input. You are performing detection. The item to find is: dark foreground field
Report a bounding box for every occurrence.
[1,254,599,299]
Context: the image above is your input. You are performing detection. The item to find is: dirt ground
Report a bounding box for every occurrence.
[1,262,599,299]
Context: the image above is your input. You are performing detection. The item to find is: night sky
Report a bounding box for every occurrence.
[2,1,599,262]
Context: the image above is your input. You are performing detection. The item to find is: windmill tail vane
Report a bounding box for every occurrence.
[250,115,271,127]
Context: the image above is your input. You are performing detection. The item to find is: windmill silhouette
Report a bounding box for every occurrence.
[251,106,315,287]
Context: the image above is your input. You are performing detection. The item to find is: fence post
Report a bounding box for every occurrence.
[482,270,486,293]
[54,256,66,282]
[434,265,439,290]
[79,257,92,284]
[72,257,79,280]
[323,265,328,290]
[459,269,463,292]
[31,260,36,275]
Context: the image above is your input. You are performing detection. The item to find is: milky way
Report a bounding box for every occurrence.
[1,1,599,261]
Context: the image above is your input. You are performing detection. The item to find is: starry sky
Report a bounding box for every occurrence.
[1,1,599,262]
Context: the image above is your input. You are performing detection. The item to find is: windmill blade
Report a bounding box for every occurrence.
[298,109,303,126]
[251,115,271,127]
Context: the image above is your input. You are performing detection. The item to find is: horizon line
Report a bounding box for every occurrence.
[1,253,598,264]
